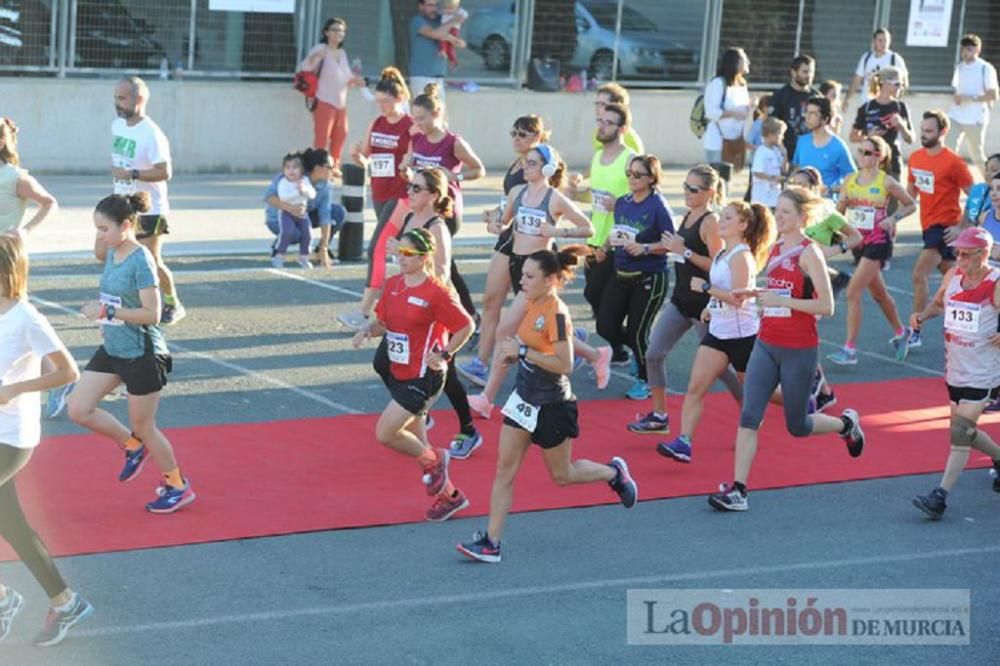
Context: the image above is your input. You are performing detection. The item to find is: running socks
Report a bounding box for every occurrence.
[442,481,457,497]
[417,447,439,467]
[122,434,142,452]
[163,468,184,489]
[163,294,177,306]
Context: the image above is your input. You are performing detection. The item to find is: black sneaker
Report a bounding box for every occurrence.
[610,348,632,367]
[160,302,186,325]
[708,482,748,511]
[913,487,947,521]
[814,390,837,413]
[608,456,638,508]
[841,409,865,458]
[831,271,851,298]
[457,530,501,563]
[991,461,1000,493]
[32,594,94,647]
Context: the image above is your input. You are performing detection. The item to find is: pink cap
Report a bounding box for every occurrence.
[949,226,993,251]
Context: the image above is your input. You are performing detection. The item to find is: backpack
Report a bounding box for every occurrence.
[690,77,726,139]
[862,50,895,71]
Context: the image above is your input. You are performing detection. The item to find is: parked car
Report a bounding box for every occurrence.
[464,0,700,80]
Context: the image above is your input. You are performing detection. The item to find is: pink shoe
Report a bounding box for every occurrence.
[467,393,494,420]
[592,346,612,390]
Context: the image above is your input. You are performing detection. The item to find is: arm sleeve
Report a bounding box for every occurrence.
[26,307,65,359]
[548,310,569,344]
[703,79,725,122]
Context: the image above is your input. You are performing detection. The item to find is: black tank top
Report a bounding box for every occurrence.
[396,212,442,240]
[503,160,527,195]
[671,210,713,318]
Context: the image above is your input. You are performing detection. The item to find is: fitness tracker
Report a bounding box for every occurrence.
[683,248,693,260]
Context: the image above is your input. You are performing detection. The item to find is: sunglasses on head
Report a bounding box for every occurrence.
[510,129,534,138]
[683,182,705,194]
[397,246,425,257]
[627,170,650,179]
[407,183,425,193]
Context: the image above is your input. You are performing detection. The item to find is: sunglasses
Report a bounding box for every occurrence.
[956,249,984,258]
[683,182,706,194]
[510,129,534,138]
[858,148,879,157]
[407,183,425,193]
[397,246,425,257]
[627,170,650,179]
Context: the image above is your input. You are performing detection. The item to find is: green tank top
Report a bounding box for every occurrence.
[588,147,633,247]
[0,163,27,233]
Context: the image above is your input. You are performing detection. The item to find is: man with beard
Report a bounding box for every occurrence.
[903,110,974,352]
[569,102,636,365]
[769,55,820,160]
[107,76,184,324]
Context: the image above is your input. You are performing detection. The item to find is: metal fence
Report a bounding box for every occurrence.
[0,0,995,89]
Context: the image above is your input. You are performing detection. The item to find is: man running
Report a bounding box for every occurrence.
[108,76,184,324]
[904,110,974,352]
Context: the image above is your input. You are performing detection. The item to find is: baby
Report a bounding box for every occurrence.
[438,0,468,69]
[272,152,317,269]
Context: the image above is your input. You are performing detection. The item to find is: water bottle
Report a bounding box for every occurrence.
[159,57,169,80]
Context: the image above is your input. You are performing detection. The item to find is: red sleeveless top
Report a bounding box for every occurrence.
[411,131,464,216]
[758,239,818,349]
[368,114,413,203]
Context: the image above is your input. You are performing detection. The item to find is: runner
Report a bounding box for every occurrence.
[465,144,608,418]
[827,135,918,366]
[979,173,1000,414]
[792,96,857,197]
[340,68,413,331]
[911,227,1000,519]
[905,110,975,351]
[0,235,93,647]
[459,115,547,385]
[591,83,644,153]
[389,168,482,458]
[657,201,774,462]
[708,186,866,512]
[849,67,913,181]
[596,155,674,399]
[405,82,485,324]
[107,76,185,325]
[67,193,195,514]
[456,246,637,563]
[628,165,743,435]
[352,227,475,522]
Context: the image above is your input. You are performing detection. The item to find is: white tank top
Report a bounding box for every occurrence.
[943,267,1000,389]
[708,243,760,340]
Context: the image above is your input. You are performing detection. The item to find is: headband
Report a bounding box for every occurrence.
[402,228,434,255]
[535,143,555,165]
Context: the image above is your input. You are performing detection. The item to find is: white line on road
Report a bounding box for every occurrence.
[68,544,1000,639]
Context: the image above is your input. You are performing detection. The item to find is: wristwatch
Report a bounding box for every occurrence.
[839,242,848,253]
[683,248,693,260]
[439,349,452,362]
[518,344,528,360]
[105,305,117,321]
[456,173,465,182]
[701,281,712,293]
[130,169,140,180]
[643,243,650,255]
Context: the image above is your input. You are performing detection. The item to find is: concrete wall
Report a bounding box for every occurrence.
[4,79,999,173]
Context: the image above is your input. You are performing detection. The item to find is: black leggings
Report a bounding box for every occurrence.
[596,271,670,382]
[0,445,67,599]
[444,214,476,318]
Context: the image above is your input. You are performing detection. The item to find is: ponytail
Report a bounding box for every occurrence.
[0,118,19,166]
[528,245,591,285]
[746,203,776,269]
[375,66,410,101]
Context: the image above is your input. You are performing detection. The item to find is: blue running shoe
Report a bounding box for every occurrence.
[573,327,589,344]
[146,481,196,514]
[827,347,857,366]
[625,380,651,400]
[449,430,483,460]
[32,594,93,647]
[890,327,913,362]
[984,398,1000,414]
[45,382,74,419]
[457,357,489,387]
[657,437,692,463]
[627,412,669,435]
[457,530,501,563]
[608,456,638,508]
[118,444,147,483]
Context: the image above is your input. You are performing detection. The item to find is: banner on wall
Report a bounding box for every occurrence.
[208,0,295,12]
[906,0,954,48]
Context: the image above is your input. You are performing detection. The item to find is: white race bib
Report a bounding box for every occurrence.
[99,293,124,326]
[500,389,539,432]
[370,153,395,178]
[515,207,546,236]
[707,296,725,311]
[385,331,410,364]
[944,300,981,334]
[592,189,615,214]
[848,206,876,231]
[762,288,792,318]
[609,224,637,247]
[913,169,935,195]
[112,157,135,196]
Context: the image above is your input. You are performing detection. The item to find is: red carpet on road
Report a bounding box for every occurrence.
[3,377,997,561]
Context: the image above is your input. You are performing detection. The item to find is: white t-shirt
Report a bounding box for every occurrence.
[854,50,909,103]
[111,116,172,215]
[750,144,784,208]
[0,301,66,449]
[949,58,999,126]
[702,77,751,151]
[277,177,316,208]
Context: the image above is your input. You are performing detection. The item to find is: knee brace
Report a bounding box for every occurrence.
[950,415,979,448]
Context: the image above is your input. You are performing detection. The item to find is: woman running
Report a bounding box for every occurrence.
[596,155,674,399]
[628,164,742,434]
[0,236,93,647]
[353,228,475,522]
[459,115,547,385]
[389,168,482,458]
[911,227,1000,519]
[340,67,413,331]
[456,246,638,563]
[657,201,775,463]
[465,144,608,419]
[980,172,1000,414]
[67,193,194,514]
[708,187,866,512]
[405,82,485,324]
[828,135,917,366]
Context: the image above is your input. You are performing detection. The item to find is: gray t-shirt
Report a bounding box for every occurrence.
[408,14,446,78]
[99,246,168,358]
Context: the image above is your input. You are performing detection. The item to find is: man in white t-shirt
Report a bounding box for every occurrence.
[947,33,999,169]
[842,28,910,112]
[107,76,185,324]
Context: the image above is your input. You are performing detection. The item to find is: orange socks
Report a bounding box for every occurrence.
[163,468,184,489]
[122,434,143,451]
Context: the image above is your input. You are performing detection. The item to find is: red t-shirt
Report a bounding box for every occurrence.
[907,147,973,230]
[758,239,818,349]
[375,274,471,380]
[368,114,414,203]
